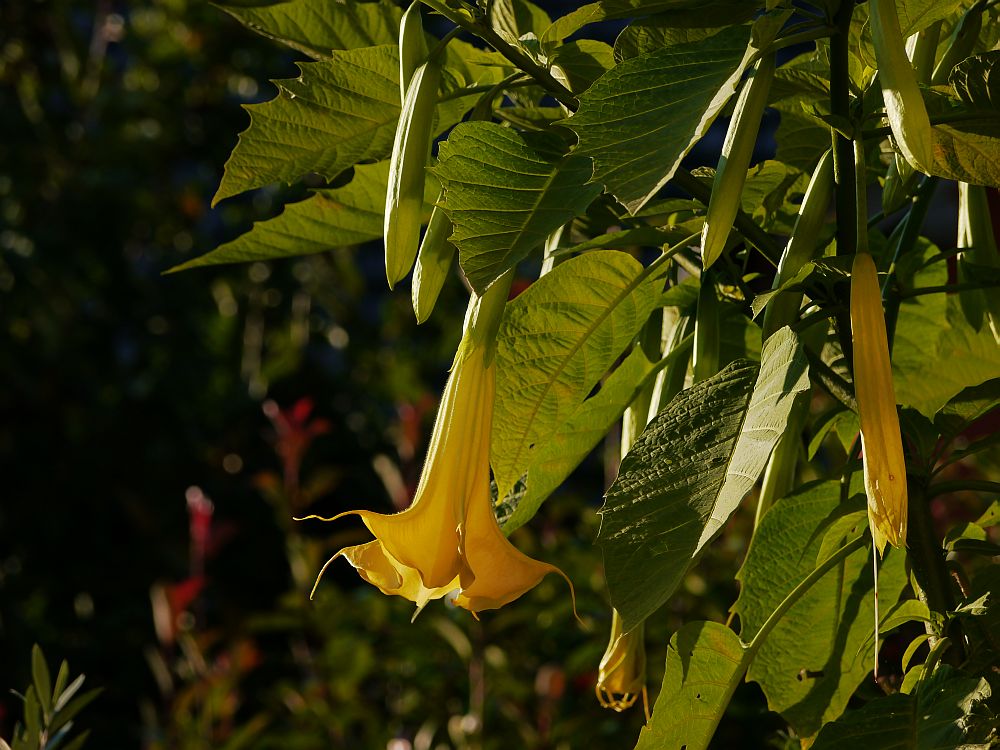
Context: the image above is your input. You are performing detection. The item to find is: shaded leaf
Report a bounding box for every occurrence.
[894,246,1000,416]
[634,621,747,750]
[433,122,602,292]
[810,666,994,750]
[545,1,759,42]
[951,52,1000,113]
[565,25,752,214]
[599,328,810,631]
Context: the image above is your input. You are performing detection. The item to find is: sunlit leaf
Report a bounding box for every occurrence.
[492,251,668,505]
[634,621,747,750]
[433,122,602,292]
[565,25,752,214]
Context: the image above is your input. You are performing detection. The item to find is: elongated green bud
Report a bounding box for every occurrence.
[693,268,721,383]
[398,0,428,102]
[412,192,456,324]
[931,3,984,85]
[850,252,907,555]
[870,0,934,173]
[384,58,441,289]
[957,182,1000,342]
[701,54,775,269]
[762,149,834,338]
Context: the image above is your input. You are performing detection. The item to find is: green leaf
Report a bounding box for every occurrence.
[31,645,52,719]
[613,21,720,62]
[929,122,1000,187]
[432,122,602,292]
[934,379,1000,442]
[733,481,909,737]
[173,161,438,271]
[599,327,810,631]
[24,686,41,746]
[216,0,401,59]
[565,25,752,214]
[57,731,91,750]
[551,40,615,94]
[492,251,668,503]
[214,45,401,204]
[894,246,1000,416]
[49,688,102,735]
[497,347,655,532]
[634,621,748,750]
[544,1,759,43]
[810,666,994,750]
[896,0,968,37]
[951,52,1000,112]
[772,113,832,173]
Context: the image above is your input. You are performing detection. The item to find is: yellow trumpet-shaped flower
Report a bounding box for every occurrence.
[303,298,572,615]
[595,609,648,716]
[851,252,908,555]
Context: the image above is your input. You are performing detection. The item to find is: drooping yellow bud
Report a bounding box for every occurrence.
[595,609,648,715]
[850,252,908,555]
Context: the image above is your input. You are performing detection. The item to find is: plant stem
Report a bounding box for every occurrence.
[862,111,993,141]
[828,0,857,373]
[769,25,837,53]
[898,280,1000,298]
[418,0,578,108]
[907,479,959,655]
[927,479,1000,498]
[805,347,856,412]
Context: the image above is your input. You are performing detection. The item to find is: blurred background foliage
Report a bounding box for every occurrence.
[0,0,935,747]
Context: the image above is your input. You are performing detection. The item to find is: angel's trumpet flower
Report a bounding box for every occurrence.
[304,282,572,615]
[851,252,908,555]
[595,609,647,715]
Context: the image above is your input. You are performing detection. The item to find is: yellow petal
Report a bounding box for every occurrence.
[595,610,647,713]
[851,252,908,554]
[336,541,458,608]
[451,356,576,614]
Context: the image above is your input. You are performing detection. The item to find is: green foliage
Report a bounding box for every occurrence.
[599,328,810,631]
[1,646,100,750]
[565,25,752,213]
[10,0,1000,747]
[433,123,602,292]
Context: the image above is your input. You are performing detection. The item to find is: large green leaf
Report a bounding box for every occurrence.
[217,0,401,59]
[598,327,810,631]
[810,666,994,750]
[733,481,909,737]
[893,247,1000,417]
[929,123,1000,188]
[951,52,1000,113]
[634,621,748,750]
[497,347,655,532]
[214,45,401,205]
[172,161,434,271]
[432,122,602,292]
[492,251,667,503]
[565,24,752,214]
